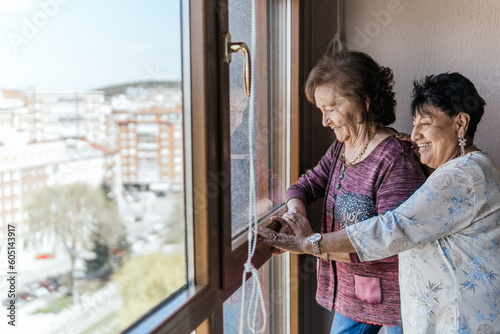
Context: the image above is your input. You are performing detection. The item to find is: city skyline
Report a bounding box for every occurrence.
[0,0,182,91]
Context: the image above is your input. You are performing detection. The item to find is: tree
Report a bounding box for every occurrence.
[115,252,185,329]
[85,239,112,280]
[160,193,185,244]
[25,182,123,304]
[85,187,129,280]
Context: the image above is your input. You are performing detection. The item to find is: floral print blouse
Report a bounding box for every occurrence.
[347,151,500,333]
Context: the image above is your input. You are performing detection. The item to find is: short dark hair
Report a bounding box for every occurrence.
[411,72,485,139]
[304,51,396,126]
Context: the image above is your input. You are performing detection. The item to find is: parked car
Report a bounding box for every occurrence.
[18,292,37,302]
[27,283,50,298]
[35,253,55,259]
[41,278,58,291]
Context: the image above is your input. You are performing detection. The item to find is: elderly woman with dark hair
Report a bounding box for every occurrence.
[260,72,500,333]
[271,51,426,333]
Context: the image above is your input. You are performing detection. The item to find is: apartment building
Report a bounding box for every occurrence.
[0,137,120,245]
[113,98,183,191]
[0,89,112,146]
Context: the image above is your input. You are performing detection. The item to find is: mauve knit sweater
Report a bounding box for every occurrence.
[286,136,425,326]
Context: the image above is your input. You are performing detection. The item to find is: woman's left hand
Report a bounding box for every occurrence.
[258,212,315,254]
[268,215,294,255]
[256,226,308,254]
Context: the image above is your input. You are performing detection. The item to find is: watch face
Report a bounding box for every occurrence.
[308,233,322,243]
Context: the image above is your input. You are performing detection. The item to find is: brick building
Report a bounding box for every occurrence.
[113,105,183,191]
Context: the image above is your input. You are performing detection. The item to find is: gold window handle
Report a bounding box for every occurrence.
[223,32,251,97]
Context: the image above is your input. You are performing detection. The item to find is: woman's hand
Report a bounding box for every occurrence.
[262,211,316,255]
[256,226,309,254]
[268,211,309,254]
[269,215,294,255]
[396,132,418,153]
[281,211,314,237]
[396,132,434,176]
[269,212,313,238]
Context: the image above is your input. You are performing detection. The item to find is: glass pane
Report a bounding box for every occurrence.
[0,1,186,333]
[223,255,289,333]
[229,0,287,237]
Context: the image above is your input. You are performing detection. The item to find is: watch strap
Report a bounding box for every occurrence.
[312,242,321,256]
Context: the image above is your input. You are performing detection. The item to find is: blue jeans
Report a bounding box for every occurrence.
[331,312,402,334]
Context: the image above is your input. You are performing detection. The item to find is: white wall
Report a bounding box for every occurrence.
[342,0,500,163]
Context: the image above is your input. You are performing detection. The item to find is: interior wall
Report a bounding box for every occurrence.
[343,0,500,164]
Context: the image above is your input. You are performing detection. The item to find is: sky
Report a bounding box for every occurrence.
[0,0,182,90]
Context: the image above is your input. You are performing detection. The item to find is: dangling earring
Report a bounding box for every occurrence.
[458,130,467,157]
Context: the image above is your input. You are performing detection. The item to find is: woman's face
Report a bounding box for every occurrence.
[314,84,365,146]
[411,104,461,169]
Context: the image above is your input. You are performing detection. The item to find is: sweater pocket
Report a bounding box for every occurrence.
[354,274,382,304]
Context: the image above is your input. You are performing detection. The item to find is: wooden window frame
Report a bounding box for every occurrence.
[123,1,302,333]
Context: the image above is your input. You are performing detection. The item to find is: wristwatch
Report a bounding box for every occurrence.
[307,233,323,256]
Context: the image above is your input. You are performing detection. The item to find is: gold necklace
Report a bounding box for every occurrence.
[336,138,372,191]
[342,140,370,166]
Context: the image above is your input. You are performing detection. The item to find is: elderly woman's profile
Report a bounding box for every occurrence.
[269,51,426,333]
[260,72,500,333]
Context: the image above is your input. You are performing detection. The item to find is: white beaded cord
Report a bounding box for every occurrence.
[237,0,267,333]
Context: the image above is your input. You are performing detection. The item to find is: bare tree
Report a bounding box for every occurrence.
[25,183,123,305]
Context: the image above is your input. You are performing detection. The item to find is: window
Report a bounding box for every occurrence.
[1,1,186,333]
[229,0,287,238]
[1,1,303,333]
[122,1,301,333]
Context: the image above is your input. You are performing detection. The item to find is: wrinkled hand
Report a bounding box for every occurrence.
[269,215,294,255]
[260,212,315,255]
[396,132,434,176]
[396,133,418,155]
[257,226,308,255]
[281,212,314,237]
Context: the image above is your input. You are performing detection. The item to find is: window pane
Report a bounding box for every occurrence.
[223,255,289,333]
[229,0,287,237]
[0,1,186,333]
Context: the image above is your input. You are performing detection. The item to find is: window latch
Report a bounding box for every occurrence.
[222,32,251,97]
